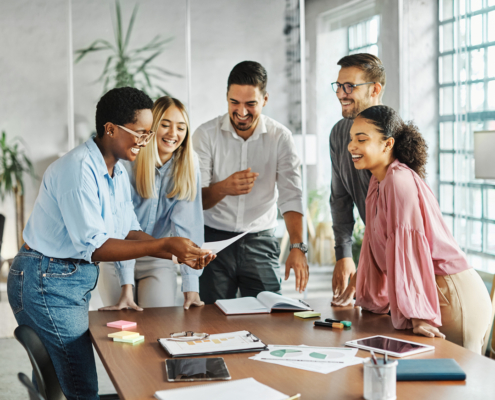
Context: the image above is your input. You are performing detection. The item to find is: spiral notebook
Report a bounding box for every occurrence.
[154,378,288,400]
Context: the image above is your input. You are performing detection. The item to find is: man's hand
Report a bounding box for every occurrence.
[183,253,217,270]
[332,257,356,299]
[219,168,259,196]
[285,248,309,293]
[99,284,143,312]
[412,319,446,339]
[331,273,356,307]
[183,292,205,310]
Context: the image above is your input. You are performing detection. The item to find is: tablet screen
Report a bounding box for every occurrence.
[355,336,427,354]
[166,357,231,382]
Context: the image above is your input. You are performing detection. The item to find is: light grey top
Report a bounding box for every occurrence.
[329,118,371,260]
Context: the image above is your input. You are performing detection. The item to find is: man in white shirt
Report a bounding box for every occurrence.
[193,61,309,304]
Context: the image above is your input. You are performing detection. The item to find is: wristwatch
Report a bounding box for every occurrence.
[289,242,308,254]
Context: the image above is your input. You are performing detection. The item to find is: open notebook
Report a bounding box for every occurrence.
[215,291,312,315]
[154,377,288,400]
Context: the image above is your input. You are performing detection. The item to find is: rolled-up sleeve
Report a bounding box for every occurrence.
[276,132,303,215]
[58,179,109,262]
[329,127,354,260]
[192,127,213,188]
[114,259,136,286]
[171,156,205,292]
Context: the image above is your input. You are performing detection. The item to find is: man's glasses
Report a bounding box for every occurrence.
[117,125,155,146]
[331,82,375,94]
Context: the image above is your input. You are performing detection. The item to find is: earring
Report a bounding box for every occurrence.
[107,132,110,135]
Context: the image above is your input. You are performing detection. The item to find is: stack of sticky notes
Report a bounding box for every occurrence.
[294,311,321,319]
[107,320,144,345]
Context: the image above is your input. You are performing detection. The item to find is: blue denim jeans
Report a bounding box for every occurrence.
[7,245,100,400]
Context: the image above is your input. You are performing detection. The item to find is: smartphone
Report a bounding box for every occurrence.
[165,357,231,382]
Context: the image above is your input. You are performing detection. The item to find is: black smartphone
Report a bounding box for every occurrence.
[165,357,231,382]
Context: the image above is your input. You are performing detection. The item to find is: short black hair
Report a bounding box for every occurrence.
[337,53,386,90]
[227,61,268,94]
[95,87,153,137]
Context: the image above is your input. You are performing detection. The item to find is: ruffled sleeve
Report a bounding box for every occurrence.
[385,227,441,329]
[383,165,441,329]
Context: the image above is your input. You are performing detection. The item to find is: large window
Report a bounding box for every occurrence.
[438,0,495,259]
[348,15,380,56]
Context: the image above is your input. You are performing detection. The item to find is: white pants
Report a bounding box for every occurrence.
[98,257,178,308]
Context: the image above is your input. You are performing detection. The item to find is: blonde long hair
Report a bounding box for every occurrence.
[134,96,196,201]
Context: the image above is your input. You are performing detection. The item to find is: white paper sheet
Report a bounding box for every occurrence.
[250,345,363,374]
[154,377,288,400]
[202,230,251,255]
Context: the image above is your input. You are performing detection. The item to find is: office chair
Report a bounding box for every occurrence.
[14,325,120,400]
[18,372,46,400]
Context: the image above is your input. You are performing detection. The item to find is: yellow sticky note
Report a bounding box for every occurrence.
[113,335,145,344]
[108,331,139,339]
[294,311,321,319]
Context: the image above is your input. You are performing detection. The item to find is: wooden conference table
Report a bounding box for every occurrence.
[89,298,495,400]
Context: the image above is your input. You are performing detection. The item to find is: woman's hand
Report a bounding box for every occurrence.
[183,253,217,270]
[183,292,205,310]
[331,272,356,307]
[98,284,143,312]
[411,318,445,339]
[164,237,212,261]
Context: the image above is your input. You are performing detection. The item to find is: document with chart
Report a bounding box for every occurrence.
[159,330,267,357]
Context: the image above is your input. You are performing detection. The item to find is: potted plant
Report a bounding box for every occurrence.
[0,131,37,250]
[75,0,182,98]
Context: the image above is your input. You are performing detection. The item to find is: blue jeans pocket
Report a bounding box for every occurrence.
[7,268,24,314]
[45,260,78,277]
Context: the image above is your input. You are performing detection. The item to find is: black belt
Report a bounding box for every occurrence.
[24,244,97,265]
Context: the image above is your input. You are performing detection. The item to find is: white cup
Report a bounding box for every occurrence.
[363,357,397,400]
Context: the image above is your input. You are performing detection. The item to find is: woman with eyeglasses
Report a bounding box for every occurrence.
[334,105,492,354]
[98,96,207,310]
[7,87,214,400]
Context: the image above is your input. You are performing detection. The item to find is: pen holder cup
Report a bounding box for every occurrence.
[363,357,397,400]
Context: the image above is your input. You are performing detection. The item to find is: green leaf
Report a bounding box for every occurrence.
[114,0,124,53]
[123,3,139,51]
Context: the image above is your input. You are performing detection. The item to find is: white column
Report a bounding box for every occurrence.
[185,0,192,121]
[67,0,75,151]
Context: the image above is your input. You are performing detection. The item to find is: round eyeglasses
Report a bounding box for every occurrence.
[331,82,375,94]
[117,125,155,146]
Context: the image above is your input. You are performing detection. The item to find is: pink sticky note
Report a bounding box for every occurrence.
[106,320,137,330]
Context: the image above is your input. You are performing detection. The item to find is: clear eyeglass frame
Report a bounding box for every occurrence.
[116,124,155,146]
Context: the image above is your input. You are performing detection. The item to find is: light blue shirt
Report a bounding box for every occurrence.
[121,153,204,292]
[23,137,141,285]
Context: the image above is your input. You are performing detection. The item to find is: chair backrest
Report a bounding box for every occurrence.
[14,325,67,400]
[18,372,46,400]
[0,213,5,253]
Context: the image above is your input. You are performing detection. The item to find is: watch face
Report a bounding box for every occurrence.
[300,243,308,252]
[292,243,308,253]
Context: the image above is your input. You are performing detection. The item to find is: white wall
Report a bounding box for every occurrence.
[0,0,69,259]
[0,0,289,259]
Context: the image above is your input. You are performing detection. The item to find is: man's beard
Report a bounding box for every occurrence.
[342,99,372,120]
[230,116,254,132]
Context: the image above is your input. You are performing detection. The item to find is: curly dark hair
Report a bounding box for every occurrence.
[95,87,153,138]
[357,105,428,179]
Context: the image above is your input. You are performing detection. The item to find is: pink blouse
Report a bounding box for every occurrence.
[355,160,470,330]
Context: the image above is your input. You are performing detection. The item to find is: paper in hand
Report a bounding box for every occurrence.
[202,230,251,255]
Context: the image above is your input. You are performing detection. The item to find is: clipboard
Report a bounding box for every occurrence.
[158,330,268,358]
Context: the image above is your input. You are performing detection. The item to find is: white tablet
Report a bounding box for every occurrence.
[345,335,435,358]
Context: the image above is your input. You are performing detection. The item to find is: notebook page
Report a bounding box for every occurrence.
[216,297,268,314]
[154,377,288,400]
[257,291,309,310]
